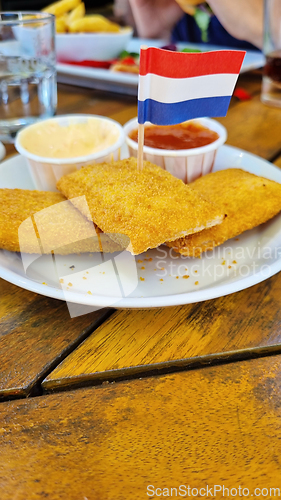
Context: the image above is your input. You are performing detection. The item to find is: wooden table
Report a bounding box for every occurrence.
[1,71,281,499]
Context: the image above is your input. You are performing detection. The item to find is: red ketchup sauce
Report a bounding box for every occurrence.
[129,122,219,150]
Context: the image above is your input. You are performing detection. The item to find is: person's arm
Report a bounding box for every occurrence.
[128,0,183,39]
[207,0,263,49]
[129,0,263,48]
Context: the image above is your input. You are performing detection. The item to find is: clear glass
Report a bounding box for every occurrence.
[261,0,281,107]
[0,12,57,143]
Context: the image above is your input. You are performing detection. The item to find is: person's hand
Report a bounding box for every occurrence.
[128,0,183,39]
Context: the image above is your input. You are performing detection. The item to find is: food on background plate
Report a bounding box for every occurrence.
[110,46,201,74]
[18,117,120,159]
[69,15,120,33]
[110,53,139,74]
[57,157,225,255]
[57,46,201,72]
[43,0,81,17]
[66,1,85,27]
[167,169,281,256]
[56,15,68,33]
[43,0,121,33]
[55,2,86,33]
[0,189,121,254]
[62,46,200,73]
[129,122,219,150]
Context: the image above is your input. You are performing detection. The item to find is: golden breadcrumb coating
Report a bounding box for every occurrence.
[0,189,121,254]
[57,157,224,255]
[167,168,281,257]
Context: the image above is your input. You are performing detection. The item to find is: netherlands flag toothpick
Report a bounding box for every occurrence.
[138,47,246,125]
[137,47,245,169]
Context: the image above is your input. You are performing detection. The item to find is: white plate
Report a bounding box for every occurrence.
[0,145,281,311]
[57,38,265,95]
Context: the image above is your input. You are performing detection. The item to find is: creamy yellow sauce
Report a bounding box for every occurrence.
[20,118,120,158]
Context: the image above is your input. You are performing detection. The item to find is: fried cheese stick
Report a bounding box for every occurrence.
[57,157,225,255]
[167,168,281,257]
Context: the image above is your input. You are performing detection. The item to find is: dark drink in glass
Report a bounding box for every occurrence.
[262,49,281,106]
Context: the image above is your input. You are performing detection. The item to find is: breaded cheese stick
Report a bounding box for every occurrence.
[0,189,121,254]
[57,157,225,255]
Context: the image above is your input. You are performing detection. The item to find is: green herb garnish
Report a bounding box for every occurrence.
[194,6,212,43]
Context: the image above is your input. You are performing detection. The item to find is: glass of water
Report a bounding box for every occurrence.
[0,12,57,143]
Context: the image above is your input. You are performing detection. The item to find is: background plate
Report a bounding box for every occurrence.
[0,145,280,310]
[56,27,133,62]
[57,38,265,95]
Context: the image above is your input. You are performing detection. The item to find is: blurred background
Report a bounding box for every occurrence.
[0,0,113,12]
[0,0,135,31]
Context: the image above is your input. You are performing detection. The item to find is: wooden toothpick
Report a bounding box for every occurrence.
[137,123,144,171]
[137,44,148,172]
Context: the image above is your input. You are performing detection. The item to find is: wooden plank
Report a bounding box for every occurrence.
[234,70,264,96]
[43,271,281,391]
[2,355,281,499]
[56,84,94,113]
[57,84,138,121]
[274,155,281,169]
[0,278,111,399]
[107,104,139,126]
[1,144,15,160]
[217,90,281,159]
[72,72,263,135]
[74,98,137,122]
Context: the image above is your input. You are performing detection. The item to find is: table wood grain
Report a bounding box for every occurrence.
[274,154,281,169]
[43,269,281,391]
[0,279,112,400]
[1,355,281,499]
[217,94,281,160]
[1,70,281,499]
[2,72,281,399]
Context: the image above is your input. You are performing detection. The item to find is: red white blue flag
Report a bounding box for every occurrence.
[138,47,246,125]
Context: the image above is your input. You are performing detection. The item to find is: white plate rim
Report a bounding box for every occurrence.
[0,256,280,308]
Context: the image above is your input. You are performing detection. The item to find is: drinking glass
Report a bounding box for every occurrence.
[261,0,281,107]
[0,12,57,143]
